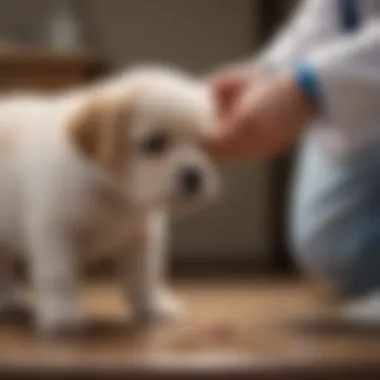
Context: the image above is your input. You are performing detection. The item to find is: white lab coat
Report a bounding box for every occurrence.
[258,0,380,160]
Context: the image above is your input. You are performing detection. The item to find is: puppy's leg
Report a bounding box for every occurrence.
[120,211,183,323]
[26,218,83,336]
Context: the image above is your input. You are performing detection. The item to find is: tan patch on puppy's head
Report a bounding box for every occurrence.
[69,95,133,175]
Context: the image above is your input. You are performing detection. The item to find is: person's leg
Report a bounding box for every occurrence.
[290,128,380,300]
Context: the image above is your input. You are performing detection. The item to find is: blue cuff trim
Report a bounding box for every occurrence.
[294,63,322,108]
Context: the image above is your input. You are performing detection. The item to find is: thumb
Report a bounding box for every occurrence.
[211,75,247,116]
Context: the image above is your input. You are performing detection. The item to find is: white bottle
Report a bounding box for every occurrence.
[46,0,84,52]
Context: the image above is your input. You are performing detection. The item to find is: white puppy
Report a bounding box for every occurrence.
[0,66,219,336]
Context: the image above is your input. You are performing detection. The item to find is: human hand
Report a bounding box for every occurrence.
[211,64,265,121]
[210,72,317,160]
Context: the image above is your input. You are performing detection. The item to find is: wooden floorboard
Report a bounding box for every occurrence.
[0,279,379,379]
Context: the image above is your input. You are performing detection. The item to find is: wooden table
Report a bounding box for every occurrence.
[0,47,104,92]
[1,279,380,379]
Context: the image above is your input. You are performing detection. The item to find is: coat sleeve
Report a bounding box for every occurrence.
[258,0,342,73]
[294,20,380,159]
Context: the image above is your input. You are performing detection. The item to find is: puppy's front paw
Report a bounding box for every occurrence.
[136,291,185,324]
[36,305,86,338]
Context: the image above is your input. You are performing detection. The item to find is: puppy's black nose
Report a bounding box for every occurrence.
[179,167,203,196]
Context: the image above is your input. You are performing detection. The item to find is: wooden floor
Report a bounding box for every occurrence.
[1,278,380,379]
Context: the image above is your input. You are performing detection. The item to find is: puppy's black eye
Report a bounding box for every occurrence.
[142,132,169,155]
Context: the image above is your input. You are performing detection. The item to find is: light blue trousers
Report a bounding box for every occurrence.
[290,130,380,299]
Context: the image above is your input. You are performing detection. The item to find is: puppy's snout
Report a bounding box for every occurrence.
[179,167,203,197]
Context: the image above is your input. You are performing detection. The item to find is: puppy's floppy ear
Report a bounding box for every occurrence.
[69,96,132,173]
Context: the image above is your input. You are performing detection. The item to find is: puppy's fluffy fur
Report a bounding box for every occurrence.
[0,66,219,335]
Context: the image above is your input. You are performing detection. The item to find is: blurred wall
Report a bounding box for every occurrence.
[0,0,275,262]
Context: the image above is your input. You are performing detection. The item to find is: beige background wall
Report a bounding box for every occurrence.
[0,0,275,260]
